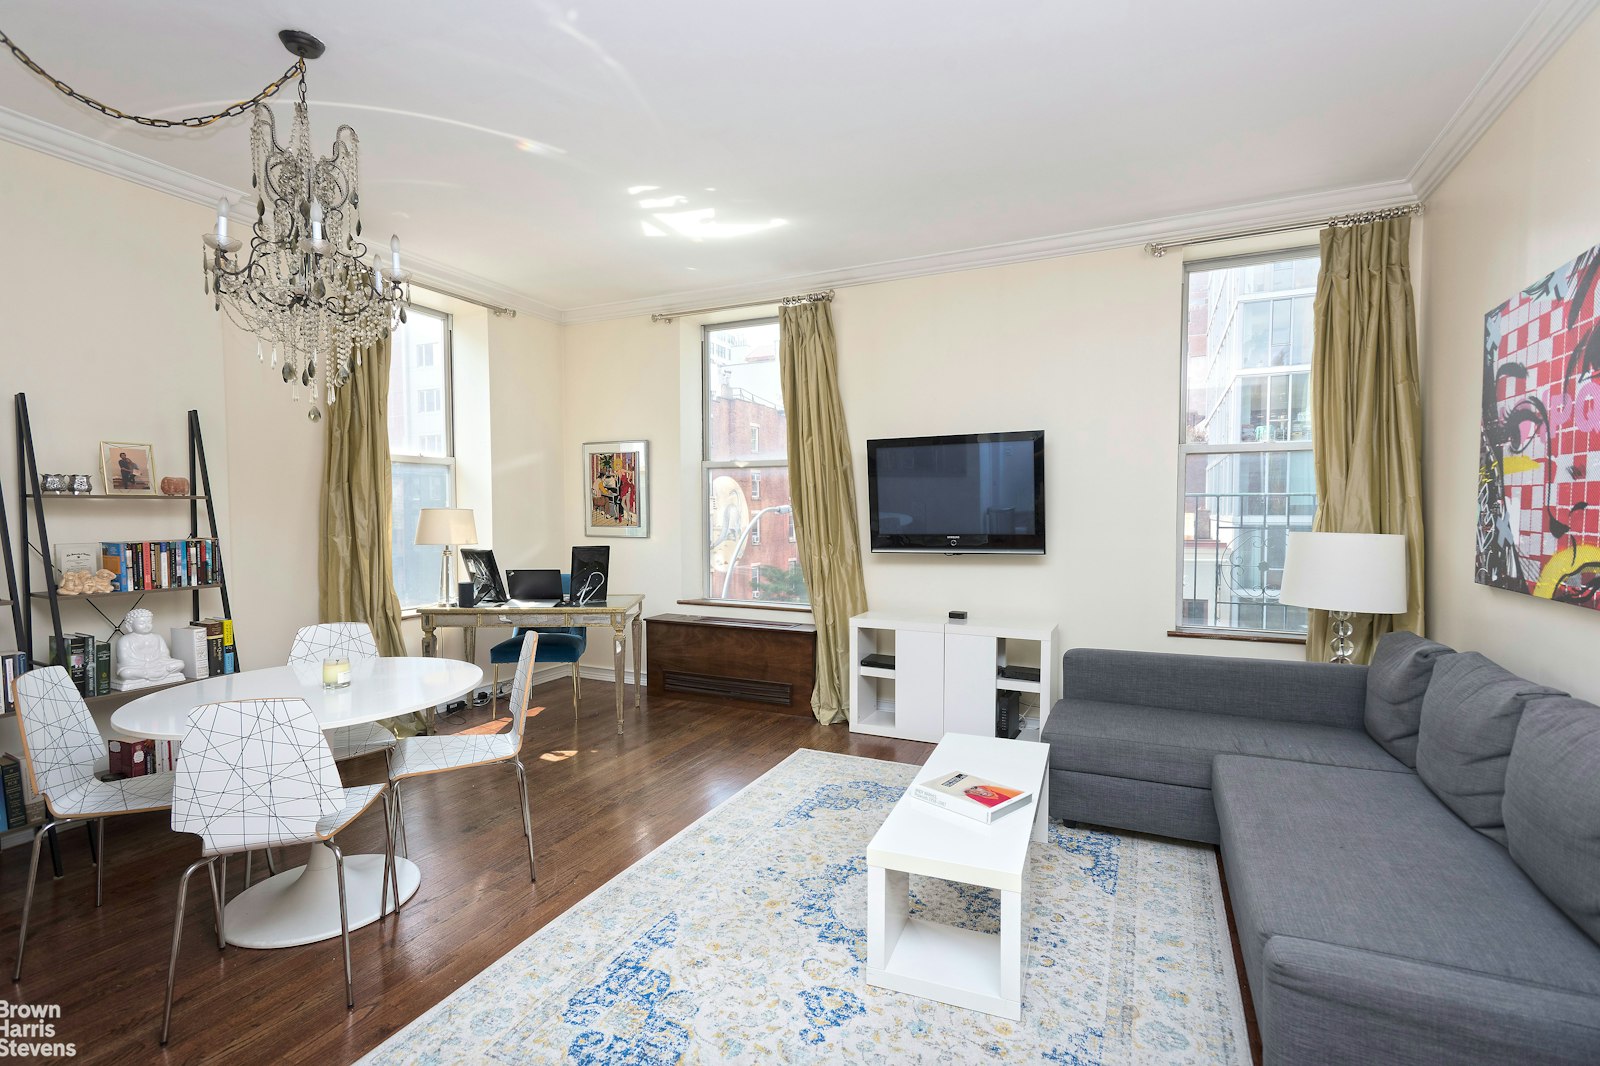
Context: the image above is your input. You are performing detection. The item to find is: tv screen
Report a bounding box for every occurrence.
[866,431,1045,554]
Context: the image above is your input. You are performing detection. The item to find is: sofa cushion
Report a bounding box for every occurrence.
[1213,755,1600,1002]
[1364,630,1453,767]
[1504,698,1600,947]
[1416,653,1565,844]
[1042,700,1406,789]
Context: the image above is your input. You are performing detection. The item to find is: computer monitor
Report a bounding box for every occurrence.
[460,548,506,605]
[570,546,610,605]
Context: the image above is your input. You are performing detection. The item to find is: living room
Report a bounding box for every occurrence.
[0,2,1597,1063]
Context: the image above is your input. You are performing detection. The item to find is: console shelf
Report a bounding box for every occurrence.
[849,611,1060,745]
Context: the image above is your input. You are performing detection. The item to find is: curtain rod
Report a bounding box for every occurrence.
[409,281,517,318]
[650,289,834,323]
[1143,203,1423,258]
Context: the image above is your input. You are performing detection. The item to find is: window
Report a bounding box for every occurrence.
[1179,250,1318,635]
[703,318,808,605]
[388,306,453,610]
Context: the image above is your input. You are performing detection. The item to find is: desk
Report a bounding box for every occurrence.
[112,657,483,948]
[417,595,645,734]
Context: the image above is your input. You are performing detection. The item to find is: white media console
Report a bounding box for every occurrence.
[848,611,1061,744]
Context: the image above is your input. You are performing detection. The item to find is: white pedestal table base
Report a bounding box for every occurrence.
[223,844,420,949]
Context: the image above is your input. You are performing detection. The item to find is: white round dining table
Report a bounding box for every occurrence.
[111,656,483,949]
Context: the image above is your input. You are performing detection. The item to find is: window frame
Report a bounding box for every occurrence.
[700,315,808,607]
[1174,247,1317,638]
[389,304,456,611]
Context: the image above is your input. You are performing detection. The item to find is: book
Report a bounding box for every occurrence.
[0,753,27,828]
[202,617,237,674]
[910,769,1033,824]
[49,633,93,696]
[99,542,126,592]
[171,626,210,680]
[193,619,224,676]
[0,651,27,716]
[108,739,154,779]
[93,638,111,698]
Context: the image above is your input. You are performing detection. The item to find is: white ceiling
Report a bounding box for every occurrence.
[0,1,1588,318]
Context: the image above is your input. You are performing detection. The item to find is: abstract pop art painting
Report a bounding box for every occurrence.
[1479,242,1600,609]
[582,441,649,538]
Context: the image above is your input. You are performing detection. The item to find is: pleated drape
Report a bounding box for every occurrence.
[318,334,421,735]
[779,301,867,724]
[1306,218,1427,662]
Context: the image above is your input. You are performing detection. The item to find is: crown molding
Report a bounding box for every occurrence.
[0,105,561,321]
[1409,0,1599,198]
[558,180,1419,324]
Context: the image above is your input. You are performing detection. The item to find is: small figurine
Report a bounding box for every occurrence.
[69,474,93,495]
[57,568,116,595]
[160,476,191,496]
[111,608,186,691]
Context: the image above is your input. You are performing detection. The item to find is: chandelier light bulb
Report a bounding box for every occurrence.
[215,197,230,243]
[390,234,402,277]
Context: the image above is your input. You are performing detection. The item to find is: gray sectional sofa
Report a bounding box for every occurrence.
[1041,634,1600,1066]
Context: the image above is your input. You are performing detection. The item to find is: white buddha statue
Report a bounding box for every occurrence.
[111,608,186,691]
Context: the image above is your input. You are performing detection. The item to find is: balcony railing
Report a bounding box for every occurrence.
[1182,490,1315,633]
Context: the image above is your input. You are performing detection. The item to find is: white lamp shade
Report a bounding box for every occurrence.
[1280,532,1408,614]
[415,507,477,546]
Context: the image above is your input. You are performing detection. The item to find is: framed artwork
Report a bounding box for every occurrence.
[100,441,155,495]
[1478,241,1600,610]
[583,441,649,537]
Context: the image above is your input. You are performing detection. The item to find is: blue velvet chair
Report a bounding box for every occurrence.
[488,573,587,716]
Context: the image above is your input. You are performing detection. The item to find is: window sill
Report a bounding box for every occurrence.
[677,598,812,615]
[1167,628,1306,646]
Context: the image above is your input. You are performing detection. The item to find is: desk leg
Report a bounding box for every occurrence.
[464,626,477,665]
[420,614,437,658]
[612,622,627,735]
[632,615,643,708]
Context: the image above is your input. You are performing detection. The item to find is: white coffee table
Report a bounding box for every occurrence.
[865,732,1051,1020]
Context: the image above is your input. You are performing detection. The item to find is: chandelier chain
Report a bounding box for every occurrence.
[0,30,303,128]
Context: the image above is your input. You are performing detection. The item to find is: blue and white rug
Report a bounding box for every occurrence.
[362,748,1248,1064]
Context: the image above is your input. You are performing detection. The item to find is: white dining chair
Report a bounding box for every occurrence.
[162,697,397,1044]
[388,631,538,882]
[12,666,176,981]
[288,622,397,766]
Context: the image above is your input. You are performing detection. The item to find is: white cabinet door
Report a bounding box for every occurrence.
[893,628,946,742]
[943,630,999,737]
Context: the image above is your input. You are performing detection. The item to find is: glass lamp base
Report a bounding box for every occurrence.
[1328,610,1356,664]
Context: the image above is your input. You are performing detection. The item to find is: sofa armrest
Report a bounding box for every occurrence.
[1258,935,1600,1066]
[1061,648,1367,729]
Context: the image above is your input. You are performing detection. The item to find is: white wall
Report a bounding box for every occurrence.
[559,243,1313,672]
[1421,9,1600,701]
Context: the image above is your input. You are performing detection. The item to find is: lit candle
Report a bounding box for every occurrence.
[310,198,324,242]
[390,234,402,277]
[215,196,229,242]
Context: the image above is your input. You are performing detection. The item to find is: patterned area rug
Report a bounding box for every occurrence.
[361,749,1248,1064]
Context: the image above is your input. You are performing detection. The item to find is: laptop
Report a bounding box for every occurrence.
[505,568,563,606]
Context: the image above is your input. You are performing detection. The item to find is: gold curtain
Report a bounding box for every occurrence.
[779,300,867,724]
[1306,217,1426,662]
[318,334,421,735]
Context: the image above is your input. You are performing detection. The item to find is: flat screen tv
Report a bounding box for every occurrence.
[866,430,1045,554]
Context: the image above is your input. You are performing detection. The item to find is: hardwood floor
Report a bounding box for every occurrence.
[0,684,931,1064]
[0,683,1260,1064]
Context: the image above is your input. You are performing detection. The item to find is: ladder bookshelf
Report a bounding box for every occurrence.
[13,393,240,693]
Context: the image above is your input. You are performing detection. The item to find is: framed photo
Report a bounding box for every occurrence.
[583,441,649,537]
[100,441,155,495]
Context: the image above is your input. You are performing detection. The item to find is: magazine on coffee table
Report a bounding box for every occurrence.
[910,769,1033,824]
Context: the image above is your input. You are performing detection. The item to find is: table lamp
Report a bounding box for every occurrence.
[416,507,478,607]
[1279,531,1407,663]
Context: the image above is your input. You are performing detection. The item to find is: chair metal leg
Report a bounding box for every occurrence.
[264,847,278,876]
[571,664,581,712]
[161,858,216,1045]
[244,851,252,887]
[94,818,106,907]
[214,856,228,948]
[14,819,68,982]
[393,781,409,859]
[513,760,537,883]
[328,842,355,1009]
[85,821,98,865]
[46,828,62,880]
[380,793,399,918]
[491,664,501,720]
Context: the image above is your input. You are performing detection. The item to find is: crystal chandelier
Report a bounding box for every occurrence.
[203,31,410,422]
